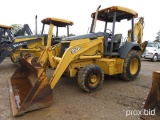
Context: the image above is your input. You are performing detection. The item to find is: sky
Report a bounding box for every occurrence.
[0,0,160,42]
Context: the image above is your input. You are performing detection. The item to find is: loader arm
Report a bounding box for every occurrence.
[34,24,54,68]
[49,38,103,89]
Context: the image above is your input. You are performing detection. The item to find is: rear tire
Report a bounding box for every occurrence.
[120,50,141,81]
[151,54,158,62]
[77,64,104,92]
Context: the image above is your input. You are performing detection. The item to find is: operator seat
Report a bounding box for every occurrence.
[113,34,122,44]
[107,33,122,52]
[112,34,122,52]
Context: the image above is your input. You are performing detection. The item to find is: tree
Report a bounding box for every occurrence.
[11,24,23,35]
[154,30,160,42]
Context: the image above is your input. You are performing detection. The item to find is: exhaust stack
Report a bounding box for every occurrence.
[35,15,37,35]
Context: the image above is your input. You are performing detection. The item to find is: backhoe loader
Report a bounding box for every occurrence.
[9,5,148,116]
[0,18,73,64]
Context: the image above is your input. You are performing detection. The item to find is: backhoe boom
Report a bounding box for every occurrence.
[128,17,144,44]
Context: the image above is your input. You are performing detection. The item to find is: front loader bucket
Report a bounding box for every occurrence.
[9,55,53,116]
[141,71,160,120]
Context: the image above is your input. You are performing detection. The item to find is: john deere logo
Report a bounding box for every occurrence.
[71,46,82,54]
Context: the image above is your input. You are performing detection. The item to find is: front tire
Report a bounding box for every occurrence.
[77,64,104,92]
[151,54,158,62]
[120,50,141,81]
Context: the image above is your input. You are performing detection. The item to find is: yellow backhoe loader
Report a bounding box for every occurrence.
[0,18,73,65]
[9,5,148,116]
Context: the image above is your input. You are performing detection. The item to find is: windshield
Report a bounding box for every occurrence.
[147,42,157,47]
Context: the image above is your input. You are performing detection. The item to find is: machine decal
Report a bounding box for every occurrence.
[71,46,82,54]
[13,42,27,48]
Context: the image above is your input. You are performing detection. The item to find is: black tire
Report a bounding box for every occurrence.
[77,64,104,92]
[151,54,158,62]
[120,50,141,81]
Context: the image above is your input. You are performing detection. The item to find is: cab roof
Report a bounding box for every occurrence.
[41,17,74,27]
[0,24,12,29]
[91,6,138,22]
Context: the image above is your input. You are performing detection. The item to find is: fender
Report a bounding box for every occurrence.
[119,42,141,58]
[0,38,42,63]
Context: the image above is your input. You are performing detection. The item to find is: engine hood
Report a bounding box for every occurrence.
[62,32,107,41]
[15,34,48,39]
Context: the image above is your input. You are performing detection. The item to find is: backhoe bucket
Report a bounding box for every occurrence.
[9,55,53,116]
[141,71,160,120]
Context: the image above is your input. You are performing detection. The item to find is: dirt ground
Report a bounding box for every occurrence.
[0,57,159,120]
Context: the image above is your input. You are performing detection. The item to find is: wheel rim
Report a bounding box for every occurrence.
[88,73,100,87]
[130,58,139,75]
[153,55,158,61]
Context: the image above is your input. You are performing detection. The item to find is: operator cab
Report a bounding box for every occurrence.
[41,17,74,46]
[91,6,138,56]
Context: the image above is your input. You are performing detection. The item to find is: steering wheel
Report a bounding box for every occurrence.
[106,29,112,34]
[106,29,112,38]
